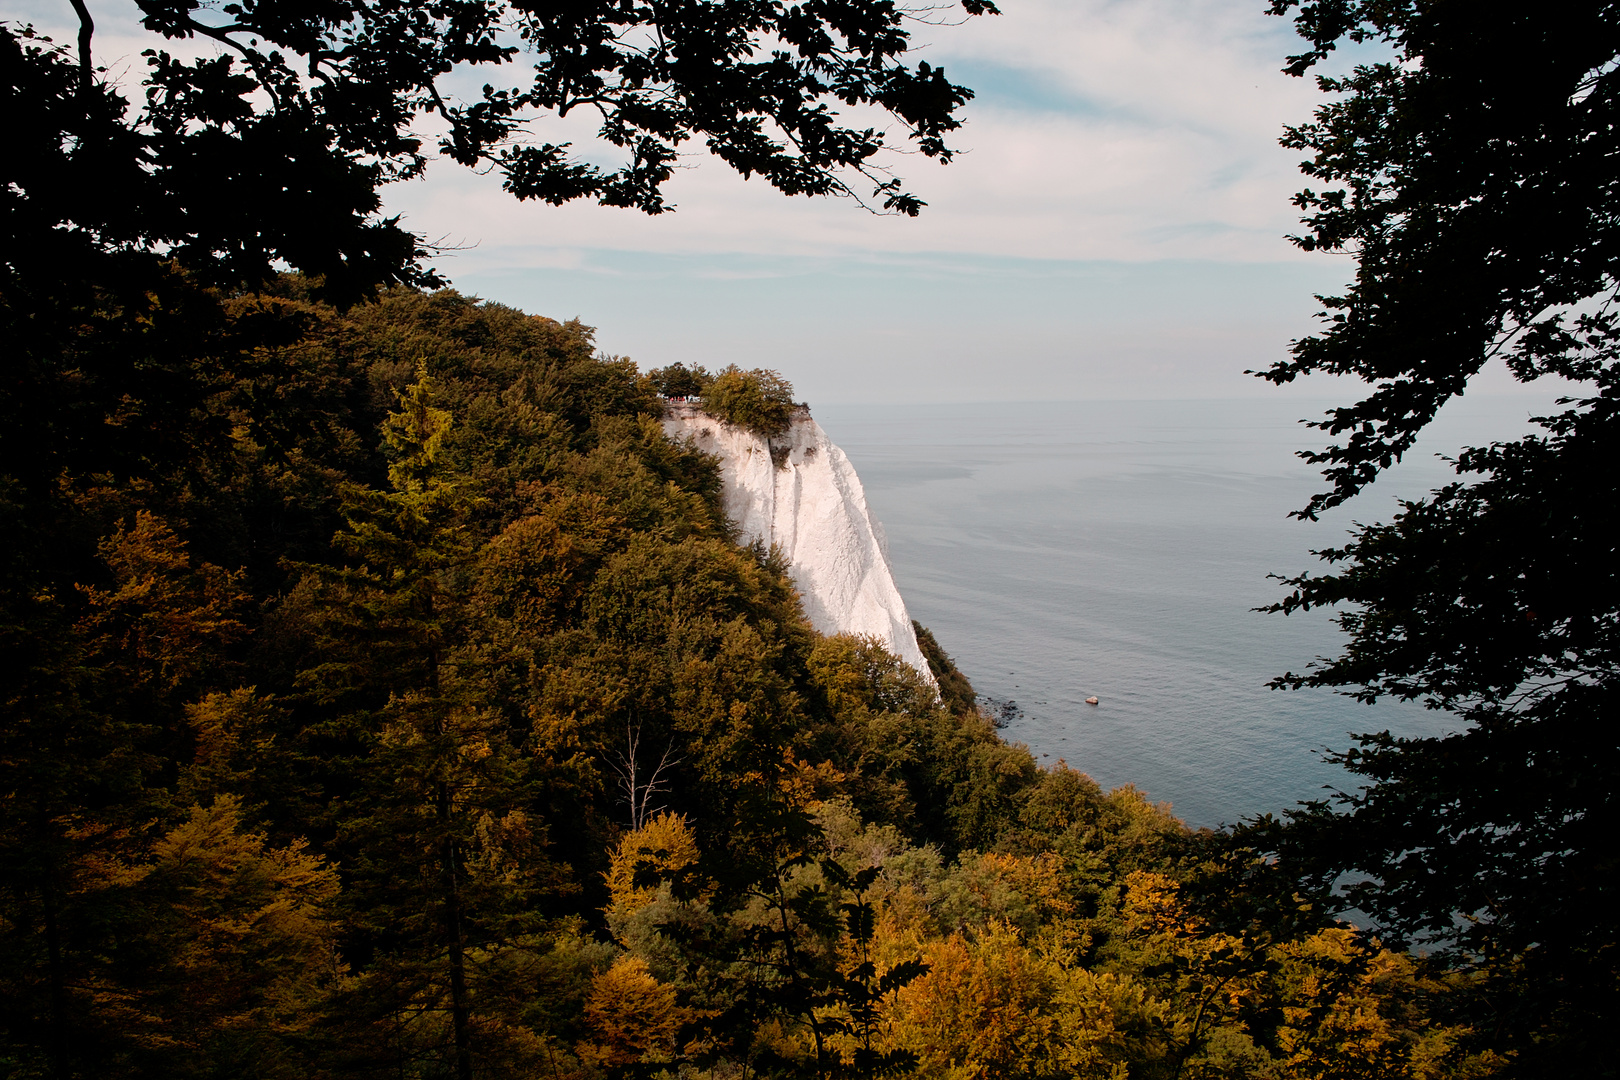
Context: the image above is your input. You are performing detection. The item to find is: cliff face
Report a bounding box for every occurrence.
[663,402,934,683]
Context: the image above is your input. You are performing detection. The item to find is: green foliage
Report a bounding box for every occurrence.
[1258,0,1620,517]
[9,0,1532,1071]
[0,279,1516,1078]
[3,0,995,304]
[702,366,801,440]
[912,622,979,717]
[597,800,1497,1080]
[120,796,341,1078]
[646,362,712,399]
[1252,2,1620,1074]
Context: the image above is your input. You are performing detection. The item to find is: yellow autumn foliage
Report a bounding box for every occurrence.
[880,921,1128,1080]
[604,811,701,916]
[580,956,687,1068]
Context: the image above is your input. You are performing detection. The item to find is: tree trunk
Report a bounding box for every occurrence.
[44,877,68,1080]
[66,0,94,96]
[441,779,472,1080]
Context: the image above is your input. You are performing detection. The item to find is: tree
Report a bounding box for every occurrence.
[0,0,1000,642]
[0,508,253,1077]
[1250,2,1620,1074]
[1256,0,1619,517]
[702,366,800,440]
[818,858,928,1080]
[4,0,997,302]
[296,370,552,1078]
[116,795,341,1079]
[647,362,712,400]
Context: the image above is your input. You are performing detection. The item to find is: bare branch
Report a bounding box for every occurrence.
[66,0,93,97]
[607,721,682,830]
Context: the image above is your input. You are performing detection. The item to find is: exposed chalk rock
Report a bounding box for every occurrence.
[662,401,934,684]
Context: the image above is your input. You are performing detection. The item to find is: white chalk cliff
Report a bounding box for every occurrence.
[662,401,934,684]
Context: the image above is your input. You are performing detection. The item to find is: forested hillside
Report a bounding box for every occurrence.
[0,280,1503,1079]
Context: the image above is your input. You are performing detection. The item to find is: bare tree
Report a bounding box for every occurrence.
[607,723,681,831]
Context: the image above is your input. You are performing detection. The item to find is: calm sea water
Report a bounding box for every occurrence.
[815,395,1557,828]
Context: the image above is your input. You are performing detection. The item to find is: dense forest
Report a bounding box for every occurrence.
[1,281,1506,1078]
[4,0,1616,1074]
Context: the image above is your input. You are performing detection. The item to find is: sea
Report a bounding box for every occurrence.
[814,395,1561,829]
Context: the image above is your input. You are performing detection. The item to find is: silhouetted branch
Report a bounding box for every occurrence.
[67,0,93,96]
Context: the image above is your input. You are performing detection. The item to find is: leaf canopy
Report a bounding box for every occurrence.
[3,0,996,303]
[1260,0,1620,517]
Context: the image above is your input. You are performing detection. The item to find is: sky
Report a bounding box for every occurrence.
[13,0,1534,404]
[388,0,1363,404]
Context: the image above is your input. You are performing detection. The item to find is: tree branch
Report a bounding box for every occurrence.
[66,0,93,97]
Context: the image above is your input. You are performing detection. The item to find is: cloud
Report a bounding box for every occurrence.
[14,0,1348,267]
[384,0,1337,269]
[11,0,1410,402]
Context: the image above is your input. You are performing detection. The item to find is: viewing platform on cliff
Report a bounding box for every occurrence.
[658,397,811,423]
[659,397,707,420]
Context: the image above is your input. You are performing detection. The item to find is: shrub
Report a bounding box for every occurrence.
[646,362,710,399]
[702,366,797,439]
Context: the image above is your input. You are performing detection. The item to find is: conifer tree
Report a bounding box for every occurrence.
[298,369,551,1077]
[0,508,251,1076]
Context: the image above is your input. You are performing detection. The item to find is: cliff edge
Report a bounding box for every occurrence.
[663,401,934,683]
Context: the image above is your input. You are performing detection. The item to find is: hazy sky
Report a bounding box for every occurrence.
[18,0,1519,404]
[390,0,1359,403]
